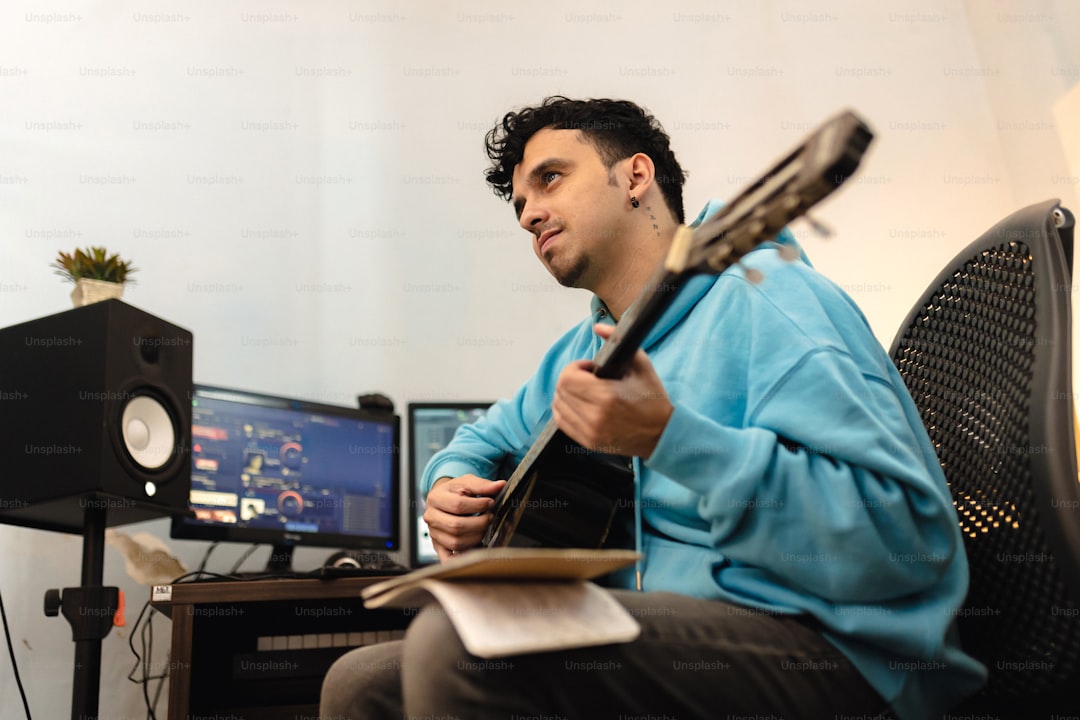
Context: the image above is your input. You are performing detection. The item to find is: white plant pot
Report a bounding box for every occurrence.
[71,278,125,307]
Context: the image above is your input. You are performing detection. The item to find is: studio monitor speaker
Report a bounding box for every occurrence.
[0,300,193,533]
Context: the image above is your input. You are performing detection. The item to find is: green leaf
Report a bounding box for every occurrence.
[49,246,138,285]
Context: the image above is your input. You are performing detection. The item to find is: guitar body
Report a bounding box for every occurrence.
[481,109,874,551]
[487,428,635,549]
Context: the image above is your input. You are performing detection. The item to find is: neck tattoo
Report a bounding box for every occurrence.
[647,206,660,237]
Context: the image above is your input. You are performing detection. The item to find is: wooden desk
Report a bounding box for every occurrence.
[150,576,413,720]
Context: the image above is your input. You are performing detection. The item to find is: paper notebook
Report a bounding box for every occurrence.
[362,548,642,658]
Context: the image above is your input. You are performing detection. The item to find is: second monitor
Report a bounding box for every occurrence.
[407,401,493,567]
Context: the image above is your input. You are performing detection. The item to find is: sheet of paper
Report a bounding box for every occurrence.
[418,580,640,659]
[361,547,641,602]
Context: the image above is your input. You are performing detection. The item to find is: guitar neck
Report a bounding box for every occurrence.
[592,264,689,379]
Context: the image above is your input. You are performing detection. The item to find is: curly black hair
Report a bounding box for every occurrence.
[483,96,687,223]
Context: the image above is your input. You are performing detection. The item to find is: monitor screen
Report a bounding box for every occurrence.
[407,402,492,567]
[171,385,400,572]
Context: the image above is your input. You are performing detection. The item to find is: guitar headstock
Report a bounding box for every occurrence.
[665,109,873,277]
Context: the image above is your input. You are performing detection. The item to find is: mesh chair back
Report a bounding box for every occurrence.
[889,199,1080,702]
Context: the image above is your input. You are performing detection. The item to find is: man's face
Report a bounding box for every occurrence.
[510,128,630,291]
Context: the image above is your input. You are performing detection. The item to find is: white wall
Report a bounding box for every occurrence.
[1,0,1078,717]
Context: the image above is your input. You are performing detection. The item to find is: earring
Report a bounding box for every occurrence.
[630,196,640,209]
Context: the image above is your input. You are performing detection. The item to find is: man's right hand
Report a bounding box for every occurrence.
[423,475,507,562]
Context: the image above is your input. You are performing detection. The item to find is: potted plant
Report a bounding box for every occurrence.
[51,246,138,307]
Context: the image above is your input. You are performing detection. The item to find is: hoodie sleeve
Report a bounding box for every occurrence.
[645,344,959,603]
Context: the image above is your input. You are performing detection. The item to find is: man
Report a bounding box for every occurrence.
[321,97,986,719]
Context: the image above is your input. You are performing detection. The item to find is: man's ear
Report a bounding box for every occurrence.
[625,152,656,202]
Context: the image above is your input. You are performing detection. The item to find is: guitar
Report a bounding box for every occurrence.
[482,109,875,550]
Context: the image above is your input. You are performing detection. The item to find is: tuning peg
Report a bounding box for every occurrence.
[803,214,833,238]
[778,245,801,262]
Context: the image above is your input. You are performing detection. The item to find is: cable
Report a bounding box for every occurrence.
[140,601,156,720]
[195,541,220,575]
[0,584,33,719]
[126,599,164,720]
[150,653,168,715]
[228,544,260,575]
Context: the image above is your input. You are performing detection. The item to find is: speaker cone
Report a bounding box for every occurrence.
[121,394,176,470]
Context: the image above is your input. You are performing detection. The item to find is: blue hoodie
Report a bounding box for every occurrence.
[422,205,987,718]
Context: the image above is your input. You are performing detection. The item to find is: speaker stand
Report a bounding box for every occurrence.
[43,504,119,720]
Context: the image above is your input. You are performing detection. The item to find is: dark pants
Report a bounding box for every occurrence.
[320,590,889,720]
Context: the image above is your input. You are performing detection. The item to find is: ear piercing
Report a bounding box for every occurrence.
[630,196,640,209]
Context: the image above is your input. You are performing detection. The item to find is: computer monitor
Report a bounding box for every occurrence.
[171,385,400,574]
[407,402,492,567]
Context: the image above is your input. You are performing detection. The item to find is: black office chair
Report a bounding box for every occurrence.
[889,199,1080,714]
